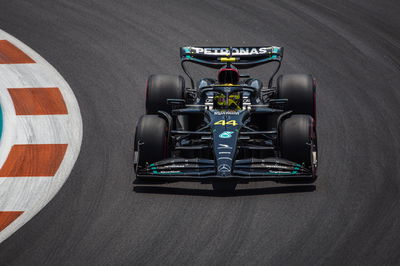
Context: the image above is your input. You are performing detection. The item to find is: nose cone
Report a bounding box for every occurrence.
[214,131,236,176]
[211,109,244,177]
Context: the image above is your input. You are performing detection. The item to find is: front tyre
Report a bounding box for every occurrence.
[134,115,169,170]
[280,114,317,181]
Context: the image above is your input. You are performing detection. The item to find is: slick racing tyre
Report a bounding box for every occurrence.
[280,114,317,179]
[134,115,169,169]
[276,74,316,119]
[146,74,185,114]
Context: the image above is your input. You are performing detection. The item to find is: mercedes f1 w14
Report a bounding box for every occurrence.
[134,46,318,190]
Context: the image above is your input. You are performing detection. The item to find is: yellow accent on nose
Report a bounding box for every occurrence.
[219,57,237,62]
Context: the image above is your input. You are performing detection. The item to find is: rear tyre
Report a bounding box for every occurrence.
[134,115,169,169]
[146,74,185,114]
[277,74,316,118]
[280,115,317,181]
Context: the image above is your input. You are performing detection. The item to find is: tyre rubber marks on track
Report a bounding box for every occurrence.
[0,86,69,228]
[0,39,39,232]
[3,87,69,178]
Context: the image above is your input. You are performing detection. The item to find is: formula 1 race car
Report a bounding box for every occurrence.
[134,46,317,191]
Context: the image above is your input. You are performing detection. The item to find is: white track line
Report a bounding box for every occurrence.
[0,29,83,243]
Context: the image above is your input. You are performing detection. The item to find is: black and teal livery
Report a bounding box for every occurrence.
[134,46,318,189]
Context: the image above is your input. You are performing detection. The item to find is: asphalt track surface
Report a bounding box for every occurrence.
[1,0,400,265]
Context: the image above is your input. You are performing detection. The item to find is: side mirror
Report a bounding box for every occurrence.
[269,98,288,108]
[269,99,288,104]
[167,98,186,108]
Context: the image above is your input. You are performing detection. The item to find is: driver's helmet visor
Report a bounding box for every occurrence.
[213,92,242,109]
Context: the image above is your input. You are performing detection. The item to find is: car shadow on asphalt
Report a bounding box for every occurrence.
[133,184,316,197]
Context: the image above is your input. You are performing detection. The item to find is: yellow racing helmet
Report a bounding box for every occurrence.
[213,92,242,110]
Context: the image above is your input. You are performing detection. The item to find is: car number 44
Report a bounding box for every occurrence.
[214,120,238,126]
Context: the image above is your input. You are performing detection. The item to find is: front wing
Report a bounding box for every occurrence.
[136,157,314,182]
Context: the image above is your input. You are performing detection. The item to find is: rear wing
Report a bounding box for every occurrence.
[180,46,283,69]
[180,46,284,89]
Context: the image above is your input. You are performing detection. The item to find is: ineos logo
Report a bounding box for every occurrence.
[218,144,232,149]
